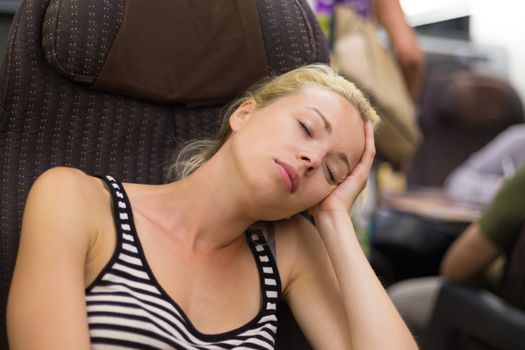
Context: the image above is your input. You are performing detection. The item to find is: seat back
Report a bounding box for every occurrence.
[423,222,525,350]
[407,69,524,188]
[423,281,525,350]
[0,0,328,347]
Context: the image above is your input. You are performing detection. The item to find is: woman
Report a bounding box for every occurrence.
[7,65,417,349]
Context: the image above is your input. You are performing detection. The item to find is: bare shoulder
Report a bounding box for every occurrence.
[273,215,331,291]
[30,167,108,207]
[275,215,323,247]
[275,215,326,252]
[32,166,102,194]
[24,167,111,240]
[9,167,108,349]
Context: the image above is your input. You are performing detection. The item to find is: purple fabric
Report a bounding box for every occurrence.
[315,0,373,19]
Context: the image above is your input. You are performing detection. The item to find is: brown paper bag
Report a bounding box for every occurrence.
[332,6,422,164]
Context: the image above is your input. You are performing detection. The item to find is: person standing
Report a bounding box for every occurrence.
[311,0,424,102]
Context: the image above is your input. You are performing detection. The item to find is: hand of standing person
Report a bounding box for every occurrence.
[375,0,424,102]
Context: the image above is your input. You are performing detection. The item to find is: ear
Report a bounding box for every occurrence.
[229,99,256,132]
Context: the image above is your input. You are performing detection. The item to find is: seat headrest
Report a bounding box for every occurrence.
[42,0,268,106]
[435,71,524,131]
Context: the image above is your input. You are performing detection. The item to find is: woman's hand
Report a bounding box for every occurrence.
[310,121,376,218]
[296,122,418,350]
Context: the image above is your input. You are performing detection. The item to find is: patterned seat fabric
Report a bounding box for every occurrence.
[0,0,329,348]
[43,0,270,104]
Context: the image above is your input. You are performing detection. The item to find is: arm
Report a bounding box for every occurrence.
[375,0,424,101]
[7,167,97,349]
[285,122,417,349]
[442,166,525,284]
[279,216,351,349]
[440,223,502,285]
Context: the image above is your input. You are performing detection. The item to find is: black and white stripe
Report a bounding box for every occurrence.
[85,175,281,349]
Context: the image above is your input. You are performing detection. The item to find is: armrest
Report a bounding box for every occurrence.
[423,281,525,350]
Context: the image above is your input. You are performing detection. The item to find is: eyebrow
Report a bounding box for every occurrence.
[307,107,332,133]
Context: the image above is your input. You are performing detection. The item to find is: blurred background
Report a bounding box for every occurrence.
[1,0,524,348]
[402,0,525,104]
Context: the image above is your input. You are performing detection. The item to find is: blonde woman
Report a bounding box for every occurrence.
[7,64,417,349]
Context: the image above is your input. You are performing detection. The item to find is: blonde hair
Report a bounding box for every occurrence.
[168,63,380,180]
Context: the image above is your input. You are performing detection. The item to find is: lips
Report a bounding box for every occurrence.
[275,160,300,193]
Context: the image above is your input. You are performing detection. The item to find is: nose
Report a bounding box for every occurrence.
[298,148,323,174]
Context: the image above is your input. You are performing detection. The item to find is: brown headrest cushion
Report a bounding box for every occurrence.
[42,0,268,106]
[438,71,524,131]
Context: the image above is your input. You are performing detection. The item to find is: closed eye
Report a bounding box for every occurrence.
[325,164,336,184]
[299,121,312,138]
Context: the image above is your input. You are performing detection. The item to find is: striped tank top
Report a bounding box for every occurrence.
[85,175,282,349]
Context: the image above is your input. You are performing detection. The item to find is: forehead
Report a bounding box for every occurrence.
[283,88,366,167]
[279,88,358,119]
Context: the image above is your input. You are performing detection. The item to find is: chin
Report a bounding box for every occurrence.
[244,170,314,219]
[257,200,309,222]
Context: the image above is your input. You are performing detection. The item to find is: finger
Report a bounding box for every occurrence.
[333,121,375,200]
[362,120,376,167]
[350,121,376,179]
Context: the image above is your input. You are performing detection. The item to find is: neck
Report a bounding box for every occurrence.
[160,146,258,252]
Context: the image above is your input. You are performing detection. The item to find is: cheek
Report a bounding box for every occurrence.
[304,176,335,204]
